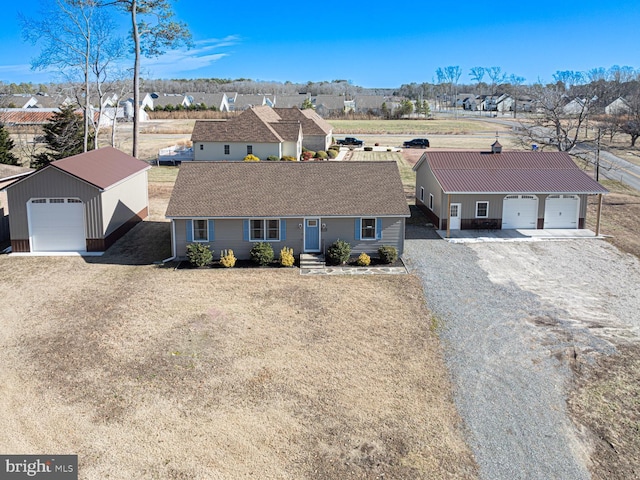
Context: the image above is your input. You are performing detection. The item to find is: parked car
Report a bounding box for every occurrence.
[403,138,430,148]
[336,137,364,147]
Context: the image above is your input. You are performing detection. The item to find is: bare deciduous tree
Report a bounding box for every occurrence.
[102,0,191,157]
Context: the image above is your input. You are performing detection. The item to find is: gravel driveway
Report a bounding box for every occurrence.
[403,228,640,480]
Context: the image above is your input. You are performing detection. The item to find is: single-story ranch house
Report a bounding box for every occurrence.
[414,145,608,232]
[190,106,332,162]
[5,147,150,253]
[165,161,410,260]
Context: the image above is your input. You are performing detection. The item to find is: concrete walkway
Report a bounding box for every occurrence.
[436,228,603,243]
[300,265,407,275]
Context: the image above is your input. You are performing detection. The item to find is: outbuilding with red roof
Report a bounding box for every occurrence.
[413,145,608,234]
[5,147,150,254]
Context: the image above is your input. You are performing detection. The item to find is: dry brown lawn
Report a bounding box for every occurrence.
[0,173,477,479]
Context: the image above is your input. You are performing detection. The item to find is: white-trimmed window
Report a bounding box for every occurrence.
[250,219,280,241]
[247,145,253,155]
[476,201,489,218]
[419,186,424,202]
[361,218,377,239]
[224,145,230,155]
[193,219,209,241]
[199,144,204,151]
[429,194,434,210]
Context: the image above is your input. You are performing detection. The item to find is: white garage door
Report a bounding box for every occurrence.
[544,195,579,229]
[29,198,86,252]
[502,195,539,229]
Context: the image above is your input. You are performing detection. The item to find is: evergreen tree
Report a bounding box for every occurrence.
[0,124,19,165]
[31,106,93,169]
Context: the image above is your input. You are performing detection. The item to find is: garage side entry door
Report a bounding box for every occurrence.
[544,195,579,229]
[28,198,86,252]
[501,195,538,229]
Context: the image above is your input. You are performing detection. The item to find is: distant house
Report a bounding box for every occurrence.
[563,98,588,115]
[150,94,189,110]
[185,92,229,112]
[0,109,58,126]
[165,161,410,260]
[273,94,312,109]
[413,146,608,232]
[353,95,387,115]
[191,106,303,161]
[231,94,272,111]
[4,147,150,254]
[313,95,346,117]
[605,97,632,115]
[0,95,38,109]
[0,165,33,244]
[462,95,480,111]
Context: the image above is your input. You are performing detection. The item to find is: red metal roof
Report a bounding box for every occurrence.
[52,147,150,190]
[419,151,608,194]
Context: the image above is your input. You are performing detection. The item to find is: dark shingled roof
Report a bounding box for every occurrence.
[416,151,608,194]
[52,147,150,190]
[166,161,410,218]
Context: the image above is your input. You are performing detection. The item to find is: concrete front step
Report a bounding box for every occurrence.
[299,253,326,269]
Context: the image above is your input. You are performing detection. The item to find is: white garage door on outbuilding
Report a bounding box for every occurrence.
[28,198,85,252]
[502,195,538,229]
[544,195,579,229]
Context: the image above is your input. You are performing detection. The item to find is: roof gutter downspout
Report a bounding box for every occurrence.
[162,220,178,263]
[446,194,451,239]
[595,194,603,236]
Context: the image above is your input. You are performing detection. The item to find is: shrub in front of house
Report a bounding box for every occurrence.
[187,243,213,267]
[314,150,328,160]
[250,242,274,266]
[244,154,260,162]
[266,155,279,161]
[326,239,351,265]
[279,247,295,267]
[378,245,398,264]
[280,156,297,161]
[327,148,338,159]
[301,151,315,161]
[356,252,371,266]
[220,249,236,268]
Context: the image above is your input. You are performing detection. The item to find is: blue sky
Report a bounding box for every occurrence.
[3,0,640,88]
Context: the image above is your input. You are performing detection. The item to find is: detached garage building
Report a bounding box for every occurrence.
[5,147,150,254]
[414,147,608,233]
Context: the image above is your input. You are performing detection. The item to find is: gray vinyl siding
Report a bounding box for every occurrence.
[101,172,148,236]
[172,216,406,259]
[173,218,304,260]
[6,167,102,240]
[446,194,508,219]
[415,161,444,224]
[322,217,406,256]
[302,134,331,152]
[194,141,281,161]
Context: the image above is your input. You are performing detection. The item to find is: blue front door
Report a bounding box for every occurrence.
[304,218,321,252]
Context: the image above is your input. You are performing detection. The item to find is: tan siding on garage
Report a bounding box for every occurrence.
[7,167,101,240]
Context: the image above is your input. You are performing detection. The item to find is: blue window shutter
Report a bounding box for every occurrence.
[208,219,215,242]
[186,219,193,242]
[243,219,250,241]
[355,218,362,241]
[376,218,383,240]
[280,220,286,241]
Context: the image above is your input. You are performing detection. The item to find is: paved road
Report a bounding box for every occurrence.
[471,116,640,191]
[572,143,640,191]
